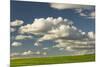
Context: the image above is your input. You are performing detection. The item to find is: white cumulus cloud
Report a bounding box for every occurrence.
[73,49,95,55]
[11,20,24,26]
[22,50,33,55]
[35,51,41,55]
[75,8,95,19]
[26,17,95,48]
[43,47,49,50]
[10,28,16,32]
[37,24,84,41]
[17,17,95,56]
[52,38,95,53]
[42,52,47,55]
[87,31,95,40]
[88,11,95,19]
[11,53,20,57]
[15,35,33,40]
[11,42,22,47]
[50,3,92,10]
[19,17,73,35]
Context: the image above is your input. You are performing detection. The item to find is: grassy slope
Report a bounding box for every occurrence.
[11,54,95,67]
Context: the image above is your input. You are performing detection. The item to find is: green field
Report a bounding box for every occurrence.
[11,54,95,67]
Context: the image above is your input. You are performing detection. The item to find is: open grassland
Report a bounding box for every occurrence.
[11,54,95,67]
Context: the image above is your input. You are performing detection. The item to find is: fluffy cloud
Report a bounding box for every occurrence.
[73,49,95,55]
[15,35,33,40]
[35,51,41,55]
[18,17,95,56]
[50,25,84,39]
[19,17,86,41]
[50,3,92,10]
[88,11,95,19]
[11,50,42,57]
[11,42,22,47]
[87,32,95,40]
[11,28,16,32]
[34,42,42,46]
[19,17,73,35]
[22,50,33,55]
[11,53,20,57]
[25,17,95,49]
[34,26,86,46]
[43,47,49,50]
[21,50,42,56]
[75,8,95,19]
[59,48,64,51]
[11,20,24,26]
[36,25,85,42]
[52,38,95,52]
[42,52,47,55]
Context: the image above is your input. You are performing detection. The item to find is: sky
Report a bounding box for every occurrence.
[10,0,95,58]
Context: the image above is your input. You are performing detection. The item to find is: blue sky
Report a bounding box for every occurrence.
[11,1,95,32]
[10,0,95,57]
